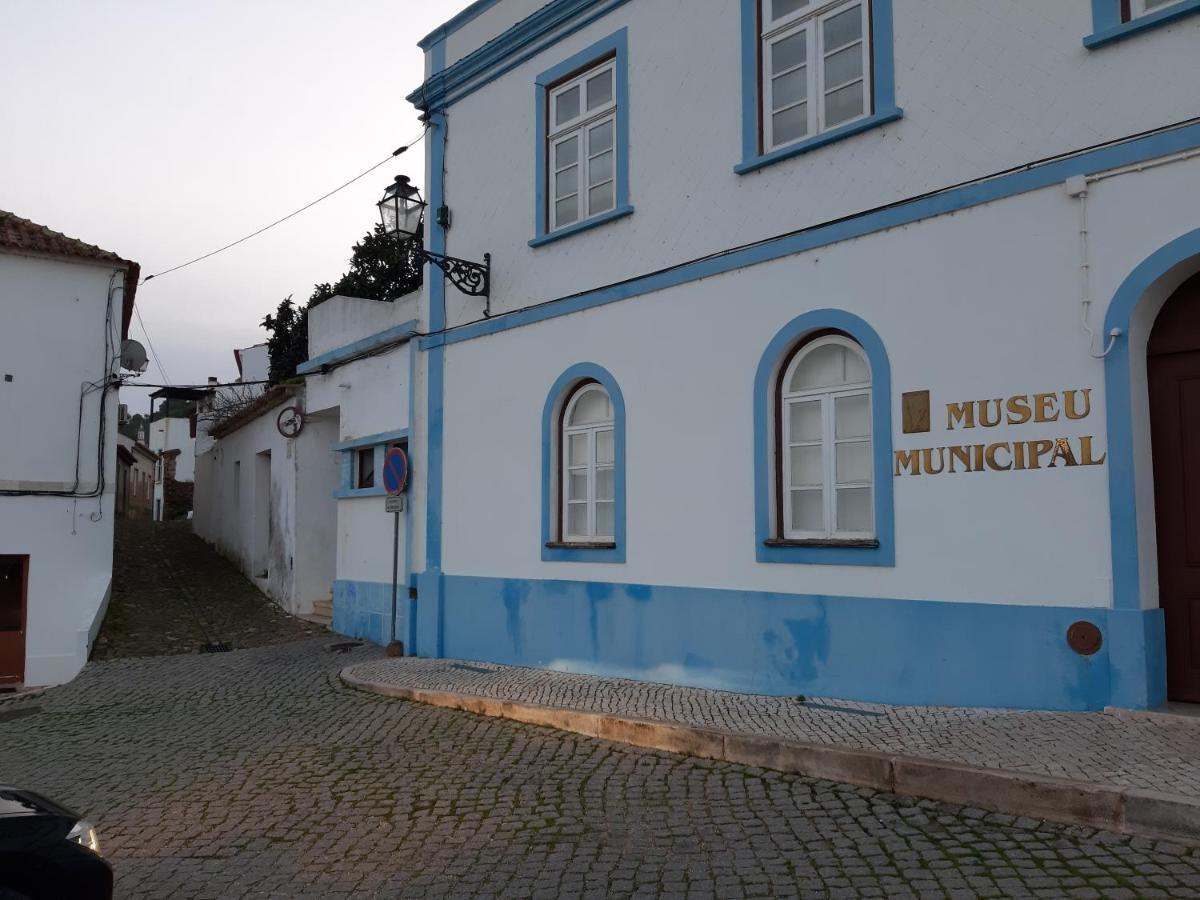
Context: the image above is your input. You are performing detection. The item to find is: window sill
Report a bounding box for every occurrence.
[764,538,880,549]
[735,108,904,176]
[334,487,386,499]
[1084,0,1200,48]
[757,536,893,567]
[529,205,634,248]
[542,540,625,563]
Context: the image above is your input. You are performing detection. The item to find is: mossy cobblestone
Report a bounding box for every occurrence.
[2,639,1199,897]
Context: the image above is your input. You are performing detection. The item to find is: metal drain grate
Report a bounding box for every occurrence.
[199,642,232,654]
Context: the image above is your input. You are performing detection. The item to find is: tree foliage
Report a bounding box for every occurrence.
[260,295,308,384]
[309,223,423,308]
[261,225,424,383]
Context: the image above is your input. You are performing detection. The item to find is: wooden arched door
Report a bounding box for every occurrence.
[1149,271,1200,703]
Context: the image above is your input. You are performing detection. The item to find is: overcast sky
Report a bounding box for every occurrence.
[2,0,466,415]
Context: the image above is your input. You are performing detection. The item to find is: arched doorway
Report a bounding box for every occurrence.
[1149,271,1200,703]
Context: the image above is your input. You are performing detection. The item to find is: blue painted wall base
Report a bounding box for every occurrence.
[415,568,445,658]
[1106,607,1167,709]
[333,580,411,649]
[426,575,1165,711]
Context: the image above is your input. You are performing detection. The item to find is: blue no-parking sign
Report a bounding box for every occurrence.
[383,446,408,495]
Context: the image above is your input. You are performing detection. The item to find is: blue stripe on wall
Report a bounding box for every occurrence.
[435,575,1162,711]
[297,320,418,376]
[409,0,634,110]
[425,44,448,575]
[413,39,449,662]
[421,120,1200,352]
[333,580,411,648]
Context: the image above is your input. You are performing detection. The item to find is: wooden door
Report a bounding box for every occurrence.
[1149,272,1200,703]
[0,556,28,686]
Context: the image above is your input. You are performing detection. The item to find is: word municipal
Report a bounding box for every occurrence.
[895,389,1106,476]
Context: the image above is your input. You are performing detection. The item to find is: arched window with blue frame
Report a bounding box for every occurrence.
[777,332,875,541]
[755,310,894,566]
[542,363,626,563]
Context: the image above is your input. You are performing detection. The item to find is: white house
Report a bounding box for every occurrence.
[190,300,417,634]
[0,210,139,686]
[299,293,419,646]
[358,0,1200,712]
[192,384,340,619]
[149,388,202,520]
[116,431,156,519]
[233,341,270,385]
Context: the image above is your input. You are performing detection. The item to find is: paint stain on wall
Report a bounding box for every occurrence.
[764,604,830,685]
[502,580,528,656]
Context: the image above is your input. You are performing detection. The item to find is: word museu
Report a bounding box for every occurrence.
[895,389,1107,476]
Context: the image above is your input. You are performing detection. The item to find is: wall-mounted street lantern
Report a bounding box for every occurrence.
[377,175,491,299]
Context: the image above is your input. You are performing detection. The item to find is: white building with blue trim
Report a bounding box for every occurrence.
[301,293,420,647]
[317,0,1200,712]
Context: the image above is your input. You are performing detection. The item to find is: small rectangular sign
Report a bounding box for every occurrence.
[902,390,931,434]
[385,495,406,514]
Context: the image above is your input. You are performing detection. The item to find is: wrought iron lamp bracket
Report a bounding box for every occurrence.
[418,249,490,300]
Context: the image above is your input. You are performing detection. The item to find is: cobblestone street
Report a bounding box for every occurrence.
[94,520,323,659]
[3,638,1200,898]
[344,657,1200,798]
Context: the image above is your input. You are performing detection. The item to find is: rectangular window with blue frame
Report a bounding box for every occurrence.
[531,29,632,247]
[334,429,409,499]
[738,0,901,175]
[1084,0,1200,48]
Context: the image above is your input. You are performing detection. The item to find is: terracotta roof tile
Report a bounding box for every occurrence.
[0,209,141,339]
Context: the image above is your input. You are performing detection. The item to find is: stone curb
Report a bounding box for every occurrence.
[341,667,1200,846]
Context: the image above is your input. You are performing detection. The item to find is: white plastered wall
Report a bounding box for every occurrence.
[432,0,1200,331]
[193,396,339,616]
[438,157,1200,609]
[306,341,414,587]
[0,254,122,685]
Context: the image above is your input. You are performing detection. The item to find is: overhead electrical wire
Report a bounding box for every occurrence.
[134,304,171,386]
[139,128,428,287]
[124,129,429,398]
[122,379,272,389]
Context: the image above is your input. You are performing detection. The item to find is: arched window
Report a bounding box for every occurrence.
[561,382,615,541]
[777,333,873,539]
[542,363,626,563]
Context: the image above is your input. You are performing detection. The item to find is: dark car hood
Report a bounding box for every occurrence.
[0,786,78,851]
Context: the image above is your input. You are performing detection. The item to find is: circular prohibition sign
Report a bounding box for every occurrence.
[382,446,409,495]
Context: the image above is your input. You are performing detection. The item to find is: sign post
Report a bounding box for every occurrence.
[382,446,409,657]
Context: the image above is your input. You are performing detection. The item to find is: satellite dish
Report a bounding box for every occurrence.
[120,338,149,374]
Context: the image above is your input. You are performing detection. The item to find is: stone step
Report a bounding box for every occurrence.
[305,598,333,628]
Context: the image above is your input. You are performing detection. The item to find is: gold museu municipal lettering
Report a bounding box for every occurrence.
[895,389,1105,477]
